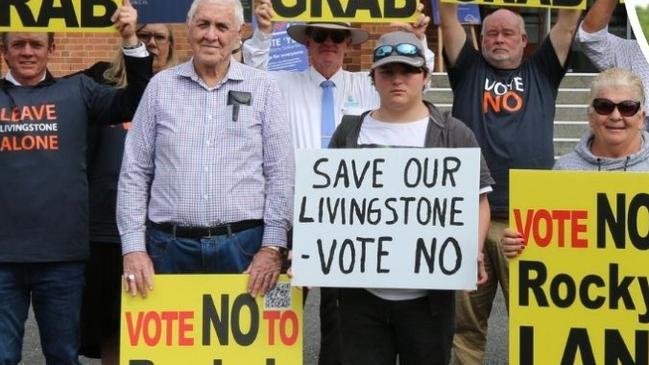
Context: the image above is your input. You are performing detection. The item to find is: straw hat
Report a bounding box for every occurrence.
[287,22,369,45]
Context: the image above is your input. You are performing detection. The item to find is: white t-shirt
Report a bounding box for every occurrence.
[358,112,430,301]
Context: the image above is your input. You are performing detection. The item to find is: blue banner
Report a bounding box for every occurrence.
[268,23,309,72]
[431,0,481,25]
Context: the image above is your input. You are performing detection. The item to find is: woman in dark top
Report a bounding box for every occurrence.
[79,23,176,365]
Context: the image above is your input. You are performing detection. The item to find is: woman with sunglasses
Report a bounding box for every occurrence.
[501,67,649,258]
[75,23,177,365]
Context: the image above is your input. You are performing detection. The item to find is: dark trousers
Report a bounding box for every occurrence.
[338,288,454,365]
[0,262,85,365]
[318,287,342,365]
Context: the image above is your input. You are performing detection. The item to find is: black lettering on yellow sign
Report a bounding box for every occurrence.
[202,293,260,346]
[519,326,649,365]
[518,261,649,323]
[597,193,649,250]
[271,0,415,19]
[0,0,117,28]
[455,0,581,7]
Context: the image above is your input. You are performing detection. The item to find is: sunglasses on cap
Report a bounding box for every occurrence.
[592,98,641,117]
[373,43,422,62]
[308,28,350,44]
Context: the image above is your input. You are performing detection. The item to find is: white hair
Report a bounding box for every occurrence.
[590,67,645,106]
[186,0,244,27]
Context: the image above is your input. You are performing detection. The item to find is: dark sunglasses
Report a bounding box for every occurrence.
[136,32,169,44]
[308,28,350,44]
[373,43,422,62]
[592,98,641,117]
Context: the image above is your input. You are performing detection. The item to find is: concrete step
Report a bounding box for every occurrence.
[554,121,590,138]
[555,140,580,157]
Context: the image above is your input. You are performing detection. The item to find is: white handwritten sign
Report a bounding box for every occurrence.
[292,148,481,290]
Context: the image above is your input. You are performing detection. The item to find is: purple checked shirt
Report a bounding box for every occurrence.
[117,59,294,254]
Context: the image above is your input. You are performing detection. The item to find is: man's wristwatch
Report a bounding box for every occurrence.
[263,245,287,256]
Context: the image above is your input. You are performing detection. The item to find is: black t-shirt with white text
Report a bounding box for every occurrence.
[446,37,565,216]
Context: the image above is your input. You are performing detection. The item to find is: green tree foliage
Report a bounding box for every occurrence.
[637,5,649,38]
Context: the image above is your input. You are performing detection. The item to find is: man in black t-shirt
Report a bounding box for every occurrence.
[439,4,581,364]
[0,2,151,364]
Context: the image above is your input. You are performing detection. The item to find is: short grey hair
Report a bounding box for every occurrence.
[186,0,244,27]
[481,9,527,37]
[589,67,646,111]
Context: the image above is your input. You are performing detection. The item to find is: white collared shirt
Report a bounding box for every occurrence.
[243,29,435,149]
[266,66,379,149]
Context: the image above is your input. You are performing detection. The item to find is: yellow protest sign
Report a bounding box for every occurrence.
[509,170,649,365]
[121,275,303,365]
[440,0,585,10]
[0,0,120,32]
[271,0,418,22]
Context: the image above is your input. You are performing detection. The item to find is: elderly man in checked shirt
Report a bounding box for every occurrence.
[116,0,294,298]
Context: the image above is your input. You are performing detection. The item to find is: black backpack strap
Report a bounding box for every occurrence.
[329,110,371,148]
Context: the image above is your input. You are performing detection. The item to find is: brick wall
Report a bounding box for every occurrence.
[1,22,440,76]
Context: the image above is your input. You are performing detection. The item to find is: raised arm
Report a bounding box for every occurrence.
[549,9,581,66]
[582,0,616,33]
[90,0,152,125]
[242,0,273,70]
[390,2,434,70]
[439,2,467,67]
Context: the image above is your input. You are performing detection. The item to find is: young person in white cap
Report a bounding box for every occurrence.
[244,2,433,364]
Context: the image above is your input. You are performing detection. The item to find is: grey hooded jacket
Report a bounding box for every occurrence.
[554,131,649,171]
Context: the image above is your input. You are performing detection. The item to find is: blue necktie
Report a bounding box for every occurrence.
[320,80,335,148]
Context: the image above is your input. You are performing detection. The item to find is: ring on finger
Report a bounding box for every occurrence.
[126,273,135,281]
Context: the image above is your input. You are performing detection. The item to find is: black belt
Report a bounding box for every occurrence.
[149,220,263,238]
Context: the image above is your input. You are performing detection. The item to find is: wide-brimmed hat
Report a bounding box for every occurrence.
[287,22,369,45]
[371,31,426,70]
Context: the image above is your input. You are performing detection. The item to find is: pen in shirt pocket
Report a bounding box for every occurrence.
[227,90,252,122]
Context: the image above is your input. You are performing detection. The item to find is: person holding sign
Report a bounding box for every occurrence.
[576,0,649,128]
[439,3,581,364]
[246,3,432,364]
[326,30,493,365]
[502,67,649,257]
[117,0,293,301]
[0,1,151,364]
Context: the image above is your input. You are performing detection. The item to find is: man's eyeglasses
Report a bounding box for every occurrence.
[592,98,641,117]
[308,28,350,44]
[136,32,169,44]
[373,43,422,62]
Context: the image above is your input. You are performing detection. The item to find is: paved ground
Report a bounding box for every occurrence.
[21,288,507,364]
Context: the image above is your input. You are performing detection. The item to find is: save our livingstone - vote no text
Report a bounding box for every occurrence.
[293,149,481,289]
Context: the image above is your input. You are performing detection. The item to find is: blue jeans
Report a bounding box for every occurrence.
[146,226,263,274]
[0,262,85,365]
